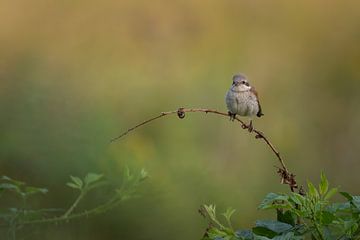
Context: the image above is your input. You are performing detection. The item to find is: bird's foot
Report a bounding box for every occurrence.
[228,111,236,121]
[247,120,253,133]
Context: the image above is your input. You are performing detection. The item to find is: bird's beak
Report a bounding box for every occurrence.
[244,82,250,87]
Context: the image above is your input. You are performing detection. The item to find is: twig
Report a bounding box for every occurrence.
[62,190,86,218]
[111,107,298,192]
[18,195,121,226]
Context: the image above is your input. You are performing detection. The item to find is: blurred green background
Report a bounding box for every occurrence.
[1,0,360,239]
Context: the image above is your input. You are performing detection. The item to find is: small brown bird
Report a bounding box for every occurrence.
[225,73,263,132]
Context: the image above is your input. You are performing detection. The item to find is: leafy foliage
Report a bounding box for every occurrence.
[0,175,48,199]
[200,173,360,240]
[0,168,147,240]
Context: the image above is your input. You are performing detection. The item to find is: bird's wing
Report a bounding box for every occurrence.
[250,87,264,117]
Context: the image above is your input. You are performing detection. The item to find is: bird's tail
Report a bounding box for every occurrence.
[257,111,264,117]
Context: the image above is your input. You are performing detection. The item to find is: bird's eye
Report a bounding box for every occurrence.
[242,81,246,84]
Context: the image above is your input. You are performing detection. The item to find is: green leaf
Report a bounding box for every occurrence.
[253,234,272,240]
[124,166,133,181]
[0,182,23,197]
[252,227,277,238]
[320,211,337,225]
[352,196,360,208]
[327,202,351,213]
[319,172,329,196]
[255,220,293,234]
[9,208,19,213]
[340,192,353,201]
[25,186,48,195]
[290,193,305,206]
[1,176,25,186]
[139,169,148,181]
[222,207,236,227]
[273,232,304,240]
[0,183,20,191]
[258,193,290,210]
[236,230,253,240]
[66,182,81,189]
[277,210,296,226]
[70,176,83,189]
[84,173,103,186]
[206,227,233,239]
[342,219,358,234]
[325,188,338,201]
[307,181,319,199]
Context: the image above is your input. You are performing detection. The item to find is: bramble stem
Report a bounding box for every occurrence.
[111,107,298,192]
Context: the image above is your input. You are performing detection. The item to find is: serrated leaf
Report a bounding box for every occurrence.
[70,176,83,189]
[255,220,293,234]
[84,173,103,185]
[319,172,329,196]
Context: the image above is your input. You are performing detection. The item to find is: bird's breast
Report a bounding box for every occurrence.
[225,90,259,117]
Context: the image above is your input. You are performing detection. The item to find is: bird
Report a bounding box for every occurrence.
[225,73,263,132]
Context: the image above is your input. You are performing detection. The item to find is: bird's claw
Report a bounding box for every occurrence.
[228,111,236,121]
[245,120,253,133]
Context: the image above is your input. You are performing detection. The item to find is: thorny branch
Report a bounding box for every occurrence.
[110,107,298,192]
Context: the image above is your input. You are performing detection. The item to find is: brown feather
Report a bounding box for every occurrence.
[250,87,264,117]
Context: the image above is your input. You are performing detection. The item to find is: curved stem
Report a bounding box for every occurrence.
[110,107,297,191]
[62,190,86,218]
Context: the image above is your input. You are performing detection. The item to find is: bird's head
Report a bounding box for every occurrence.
[231,74,251,91]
